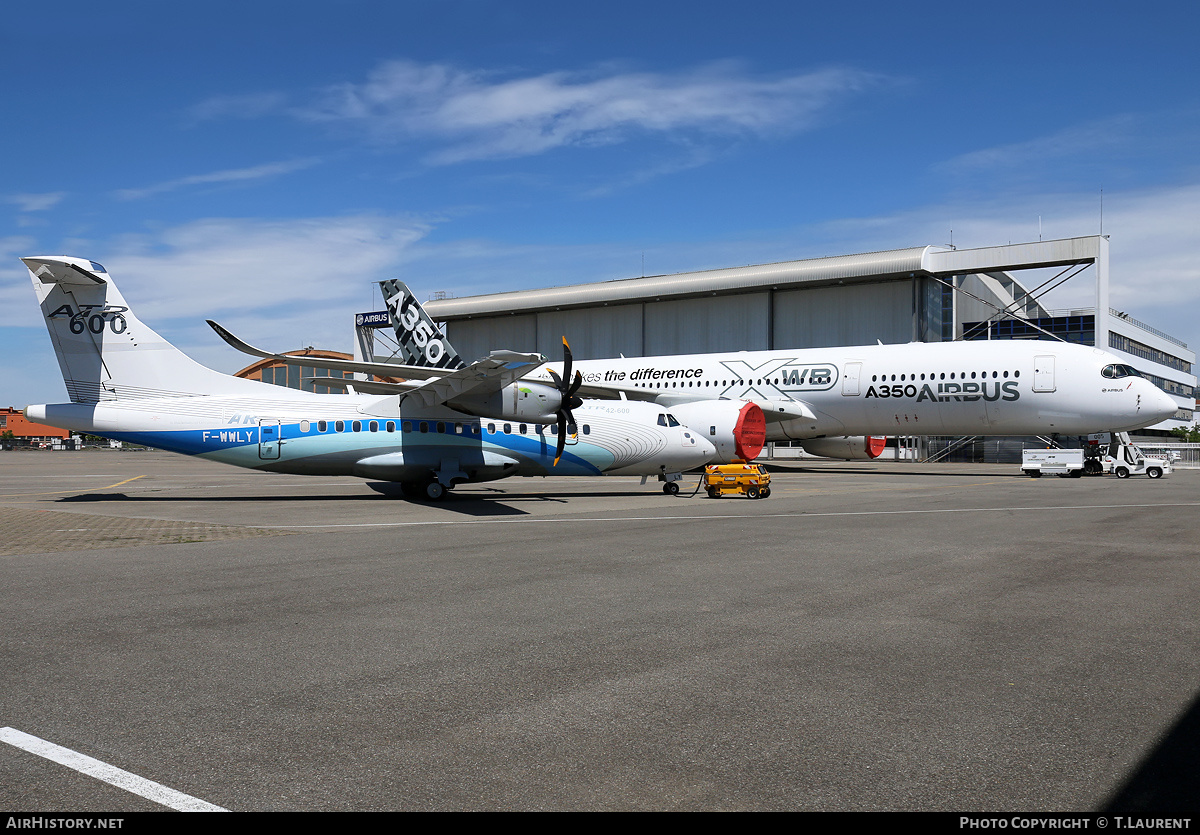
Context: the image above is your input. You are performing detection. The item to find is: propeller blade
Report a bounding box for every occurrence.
[561,336,573,385]
[553,412,567,466]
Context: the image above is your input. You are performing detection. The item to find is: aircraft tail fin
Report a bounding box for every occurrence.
[379,279,465,370]
[24,256,249,402]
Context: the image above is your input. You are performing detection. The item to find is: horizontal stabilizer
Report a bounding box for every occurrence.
[22,257,108,287]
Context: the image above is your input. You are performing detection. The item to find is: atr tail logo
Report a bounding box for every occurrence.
[48,303,129,334]
[380,279,464,370]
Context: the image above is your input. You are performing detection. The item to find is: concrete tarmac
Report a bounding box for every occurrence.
[1,449,1197,811]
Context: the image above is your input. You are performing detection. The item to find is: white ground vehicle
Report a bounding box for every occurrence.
[1022,449,1085,478]
[1101,441,1170,479]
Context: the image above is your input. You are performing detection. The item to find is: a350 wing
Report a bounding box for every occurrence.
[581,383,818,424]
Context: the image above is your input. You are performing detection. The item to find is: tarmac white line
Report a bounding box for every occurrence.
[257,501,1200,529]
[0,727,228,812]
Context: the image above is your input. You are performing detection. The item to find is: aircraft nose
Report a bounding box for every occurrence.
[1150,385,1179,423]
[693,433,717,463]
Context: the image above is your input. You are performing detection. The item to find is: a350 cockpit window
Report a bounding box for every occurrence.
[1102,364,1143,379]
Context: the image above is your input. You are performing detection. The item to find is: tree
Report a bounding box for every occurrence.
[1169,425,1200,443]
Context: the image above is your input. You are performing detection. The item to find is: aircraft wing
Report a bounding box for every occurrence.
[207,319,446,381]
[311,377,416,396]
[752,399,819,423]
[400,351,546,409]
[570,381,659,402]
[633,389,819,422]
[208,319,544,407]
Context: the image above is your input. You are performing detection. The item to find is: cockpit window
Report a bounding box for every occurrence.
[665,414,681,427]
[1102,364,1143,379]
[88,261,108,274]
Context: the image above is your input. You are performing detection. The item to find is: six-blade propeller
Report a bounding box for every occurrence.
[547,336,584,465]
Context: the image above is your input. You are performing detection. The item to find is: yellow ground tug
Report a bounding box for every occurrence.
[703,462,771,499]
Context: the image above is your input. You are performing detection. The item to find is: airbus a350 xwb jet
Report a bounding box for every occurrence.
[360,280,1176,462]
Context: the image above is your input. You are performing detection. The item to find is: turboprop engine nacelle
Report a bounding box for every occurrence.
[670,400,766,463]
[447,381,562,424]
[798,436,887,460]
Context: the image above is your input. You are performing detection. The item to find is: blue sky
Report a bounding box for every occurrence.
[3,0,1198,405]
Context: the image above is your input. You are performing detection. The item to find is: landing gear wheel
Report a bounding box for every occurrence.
[746,486,760,500]
[1115,467,1130,479]
[424,481,446,500]
[663,482,680,496]
[1084,459,1102,475]
[1147,467,1163,479]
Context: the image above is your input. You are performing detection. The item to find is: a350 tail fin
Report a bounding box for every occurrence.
[379,279,465,370]
[24,256,247,402]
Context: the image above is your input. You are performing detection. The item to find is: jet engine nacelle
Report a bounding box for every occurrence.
[670,400,766,463]
[798,436,887,460]
[447,381,562,424]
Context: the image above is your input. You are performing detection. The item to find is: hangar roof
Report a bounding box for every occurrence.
[423,236,1105,320]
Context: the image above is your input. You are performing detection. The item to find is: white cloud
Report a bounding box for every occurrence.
[298,60,884,163]
[116,158,321,200]
[6,192,65,212]
[937,118,1135,174]
[58,215,438,371]
[185,92,288,123]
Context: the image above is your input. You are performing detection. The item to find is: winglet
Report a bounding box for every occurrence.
[206,320,277,359]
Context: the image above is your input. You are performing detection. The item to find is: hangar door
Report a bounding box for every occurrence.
[644,293,769,356]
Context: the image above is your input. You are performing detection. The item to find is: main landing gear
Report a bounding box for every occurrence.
[398,480,452,501]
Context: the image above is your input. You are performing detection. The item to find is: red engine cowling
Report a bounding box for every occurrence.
[670,400,766,463]
[798,436,887,460]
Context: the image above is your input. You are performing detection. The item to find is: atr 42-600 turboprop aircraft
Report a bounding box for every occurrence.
[372,283,1178,460]
[21,256,725,499]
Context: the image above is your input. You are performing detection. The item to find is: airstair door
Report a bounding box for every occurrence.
[258,420,282,459]
[1034,355,1056,392]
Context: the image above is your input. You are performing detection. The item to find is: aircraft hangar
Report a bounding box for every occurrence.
[413,235,1194,438]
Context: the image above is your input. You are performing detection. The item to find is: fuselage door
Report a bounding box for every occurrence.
[842,362,862,396]
[1034,355,1056,392]
[258,419,282,459]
